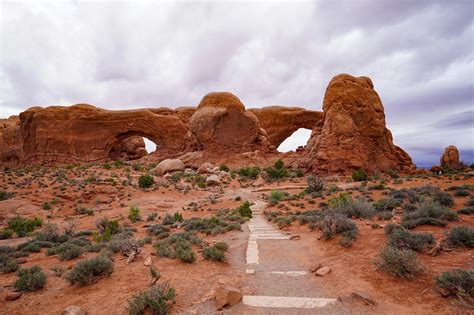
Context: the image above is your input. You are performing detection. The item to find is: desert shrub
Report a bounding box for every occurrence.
[35,223,69,243]
[265,167,288,180]
[458,206,474,215]
[465,197,474,207]
[129,206,141,222]
[127,283,176,315]
[352,169,367,181]
[0,254,19,273]
[132,163,142,171]
[76,207,93,215]
[434,191,455,207]
[21,241,41,253]
[48,243,83,260]
[65,255,114,286]
[96,218,120,234]
[173,212,183,222]
[316,211,358,247]
[368,184,386,190]
[155,234,196,263]
[274,216,296,229]
[330,194,375,219]
[0,229,13,240]
[8,216,43,237]
[102,163,112,169]
[373,198,401,212]
[387,227,434,251]
[401,201,458,228]
[162,214,175,225]
[306,175,325,194]
[107,235,141,255]
[14,265,46,292]
[238,167,260,179]
[219,164,229,172]
[147,212,158,221]
[435,269,473,298]
[0,190,14,201]
[454,189,470,197]
[447,226,474,248]
[375,246,422,279]
[269,190,285,205]
[146,224,170,236]
[274,159,284,170]
[237,201,252,218]
[138,174,154,189]
[203,243,227,262]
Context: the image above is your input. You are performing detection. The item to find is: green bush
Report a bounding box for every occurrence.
[265,167,288,180]
[375,246,422,279]
[128,283,176,315]
[65,255,114,286]
[155,234,196,263]
[435,269,473,298]
[387,227,434,251]
[56,243,84,260]
[352,169,367,181]
[401,201,458,228]
[237,201,252,218]
[129,206,141,222]
[458,206,474,215]
[219,165,229,172]
[8,216,43,237]
[269,190,285,205]
[103,163,112,169]
[14,265,46,292]
[138,174,154,189]
[202,242,228,262]
[274,159,284,170]
[447,226,474,248]
[0,229,13,240]
[0,190,14,201]
[0,254,19,273]
[238,167,261,179]
[173,212,183,222]
[454,189,470,197]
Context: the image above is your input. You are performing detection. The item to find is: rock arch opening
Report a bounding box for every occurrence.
[277,128,312,153]
[107,132,160,161]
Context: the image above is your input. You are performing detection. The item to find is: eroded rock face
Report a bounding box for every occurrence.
[109,136,147,161]
[249,106,323,148]
[183,92,274,166]
[305,74,415,174]
[440,145,460,168]
[0,104,188,165]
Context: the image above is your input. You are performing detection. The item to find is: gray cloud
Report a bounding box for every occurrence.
[1,0,473,166]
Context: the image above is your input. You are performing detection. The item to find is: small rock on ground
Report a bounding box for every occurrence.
[315,266,331,276]
[62,305,87,315]
[215,285,242,310]
[4,292,22,301]
[351,291,376,305]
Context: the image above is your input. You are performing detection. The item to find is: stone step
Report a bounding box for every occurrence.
[242,295,337,308]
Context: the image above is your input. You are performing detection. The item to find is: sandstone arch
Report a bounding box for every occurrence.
[248,106,323,148]
[12,104,188,164]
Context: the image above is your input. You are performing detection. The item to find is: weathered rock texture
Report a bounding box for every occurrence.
[0,74,415,175]
[0,104,188,165]
[440,145,460,168]
[305,74,415,174]
[249,106,323,148]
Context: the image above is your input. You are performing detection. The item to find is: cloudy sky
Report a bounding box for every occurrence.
[1,0,473,166]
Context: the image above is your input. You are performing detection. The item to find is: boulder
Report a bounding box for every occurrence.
[315,266,331,276]
[215,285,242,310]
[206,174,221,186]
[4,292,22,301]
[440,145,461,169]
[198,162,215,174]
[154,159,185,175]
[305,74,415,174]
[108,136,148,160]
[62,305,87,315]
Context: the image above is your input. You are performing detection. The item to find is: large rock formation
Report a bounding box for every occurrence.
[0,75,415,175]
[0,104,188,165]
[181,92,274,166]
[249,106,323,148]
[440,145,460,169]
[304,74,415,174]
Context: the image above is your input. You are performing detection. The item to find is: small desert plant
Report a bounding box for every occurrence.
[269,190,285,205]
[203,242,228,262]
[375,246,422,279]
[458,207,474,215]
[219,164,230,172]
[434,191,455,207]
[0,254,19,273]
[274,159,284,170]
[316,211,358,247]
[238,167,261,179]
[127,283,176,315]
[0,190,14,201]
[14,265,46,292]
[435,269,473,299]
[237,201,252,218]
[386,227,434,251]
[352,169,367,181]
[0,229,13,240]
[447,226,474,248]
[138,174,154,189]
[306,175,325,194]
[7,216,42,237]
[155,234,196,263]
[129,206,141,222]
[401,201,458,229]
[65,255,114,286]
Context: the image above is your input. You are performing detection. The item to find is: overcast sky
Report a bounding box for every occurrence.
[1,0,473,166]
